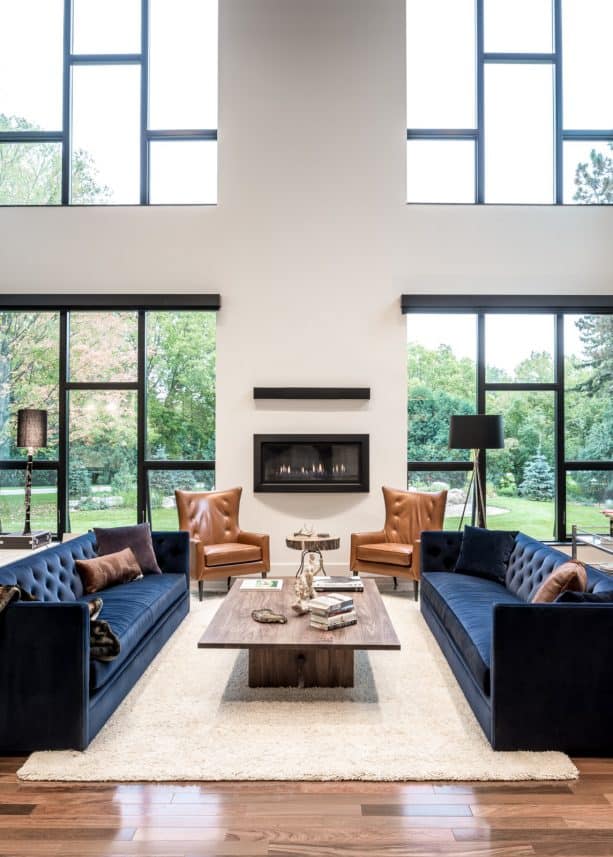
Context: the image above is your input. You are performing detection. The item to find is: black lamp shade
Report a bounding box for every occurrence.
[17,409,48,449]
[449,414,504,450]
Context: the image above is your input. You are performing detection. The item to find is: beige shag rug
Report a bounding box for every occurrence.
[19,592,577,782]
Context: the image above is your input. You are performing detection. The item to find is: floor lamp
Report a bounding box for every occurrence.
[17,408,48,535]
[448,414,504,529]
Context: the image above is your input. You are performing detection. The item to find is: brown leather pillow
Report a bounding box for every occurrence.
[76,548,143,595]
[531,560,588,604]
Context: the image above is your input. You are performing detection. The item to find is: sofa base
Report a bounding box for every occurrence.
[420,596,493,744]
[88,594,189,747]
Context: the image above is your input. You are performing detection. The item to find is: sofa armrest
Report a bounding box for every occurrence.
[491,603,613,752]
[238,531,270,570]
[419,531,463,575]
[350,531,386,568]
[0,601,90,752]
[152,530,190,582]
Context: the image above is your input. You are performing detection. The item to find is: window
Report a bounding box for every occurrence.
[0,298,218,536]
[0,0,218,205]
[405,297,613,541]
[406,0,613,204]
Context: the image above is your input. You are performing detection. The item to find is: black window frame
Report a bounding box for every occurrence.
[0,293,220,537]
[406,0,613,205]
[403,294,613,541]
[0,0,218,207]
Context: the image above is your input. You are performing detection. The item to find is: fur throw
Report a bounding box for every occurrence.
[0,585,120,662]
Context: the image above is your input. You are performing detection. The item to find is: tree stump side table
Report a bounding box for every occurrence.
[285,534,340,576]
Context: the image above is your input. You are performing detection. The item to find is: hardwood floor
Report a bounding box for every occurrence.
[1,758,613,856]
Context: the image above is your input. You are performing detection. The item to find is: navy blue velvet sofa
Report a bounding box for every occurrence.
[420,530,613,754]
[0,530,189,754]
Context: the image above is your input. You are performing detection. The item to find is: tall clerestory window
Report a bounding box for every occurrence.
[0,0,218,205]
[406,0,613,204]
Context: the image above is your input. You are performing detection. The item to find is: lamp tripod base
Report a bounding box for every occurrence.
[457,450,487,531]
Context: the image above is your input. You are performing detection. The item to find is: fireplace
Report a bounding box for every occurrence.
[254,434,369,493]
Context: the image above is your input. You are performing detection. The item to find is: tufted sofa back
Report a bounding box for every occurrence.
[0,533,97,602]
[506,532,613,602]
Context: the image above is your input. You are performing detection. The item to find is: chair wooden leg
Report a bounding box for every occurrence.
[413,580,419,602]
[352,570,359,577]
[261,571,268,579]
[227,576,232,591]
[198,580,204,602]
[393,576,398,590]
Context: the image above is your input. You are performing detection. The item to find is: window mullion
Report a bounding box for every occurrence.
[140,0,149,204]
[554,0,564,204]
[555,312,566,540]
[61,0,73,205]
[476,0,485,203]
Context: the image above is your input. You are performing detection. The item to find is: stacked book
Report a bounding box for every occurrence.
[308,594,357,630]
[313,575,364,593]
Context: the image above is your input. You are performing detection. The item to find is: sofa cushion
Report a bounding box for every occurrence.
[421,571,522,695]
[532,560,588,603]
[203,543,261,567]
[87,573,187,691]
[356,543,413,567]
[76,548,143,595]
[454,526,517,584]
[94,523,162,575]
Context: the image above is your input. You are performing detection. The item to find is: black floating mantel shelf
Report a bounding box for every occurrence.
[253,387,370,400]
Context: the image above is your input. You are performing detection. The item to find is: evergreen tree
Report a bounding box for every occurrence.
[573,143,613,204]
[519,452,555,501]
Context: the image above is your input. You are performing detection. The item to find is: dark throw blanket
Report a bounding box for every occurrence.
[0,586,120,662]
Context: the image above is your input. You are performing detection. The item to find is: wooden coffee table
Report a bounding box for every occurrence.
[198,579,400,688]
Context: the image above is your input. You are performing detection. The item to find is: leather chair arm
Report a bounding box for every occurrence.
[238,531,271,571]
[189,537,205,578]
[412,539,421,578]
[350,530,386,569]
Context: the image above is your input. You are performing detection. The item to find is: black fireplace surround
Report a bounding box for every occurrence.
[254,435,369,493]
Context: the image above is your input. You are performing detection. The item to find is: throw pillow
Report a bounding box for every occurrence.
[76,547,143,595]
[454,525,517,584]
[556,589,613,604]
[94,523,162,575]
[531,560,588,604]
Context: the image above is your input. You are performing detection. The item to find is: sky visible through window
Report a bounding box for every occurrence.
[0,0,218,204]
[407,313,584,371]
[406,0,613,204]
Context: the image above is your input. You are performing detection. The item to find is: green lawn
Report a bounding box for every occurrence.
[1,489,609,543]
[446,495,608,540]
[0,491,180,533]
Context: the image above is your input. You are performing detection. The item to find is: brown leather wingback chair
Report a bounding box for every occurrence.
[175,487,270,600]
[350,486,447,599]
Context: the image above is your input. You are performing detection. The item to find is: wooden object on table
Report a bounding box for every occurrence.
[198,579,400,688]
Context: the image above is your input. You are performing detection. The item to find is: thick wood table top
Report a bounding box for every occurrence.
[198,579,400,652]
[285,534,340,551]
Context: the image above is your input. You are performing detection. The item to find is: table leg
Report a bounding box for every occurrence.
[248,647,354,687]
[295,548,308,577]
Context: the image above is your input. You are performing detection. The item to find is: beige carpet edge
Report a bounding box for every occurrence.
[18,594,579,783]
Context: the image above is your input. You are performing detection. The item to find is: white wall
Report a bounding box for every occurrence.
[0,0,612,569]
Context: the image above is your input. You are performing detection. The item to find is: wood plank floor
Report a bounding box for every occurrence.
[1,758,613,857]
